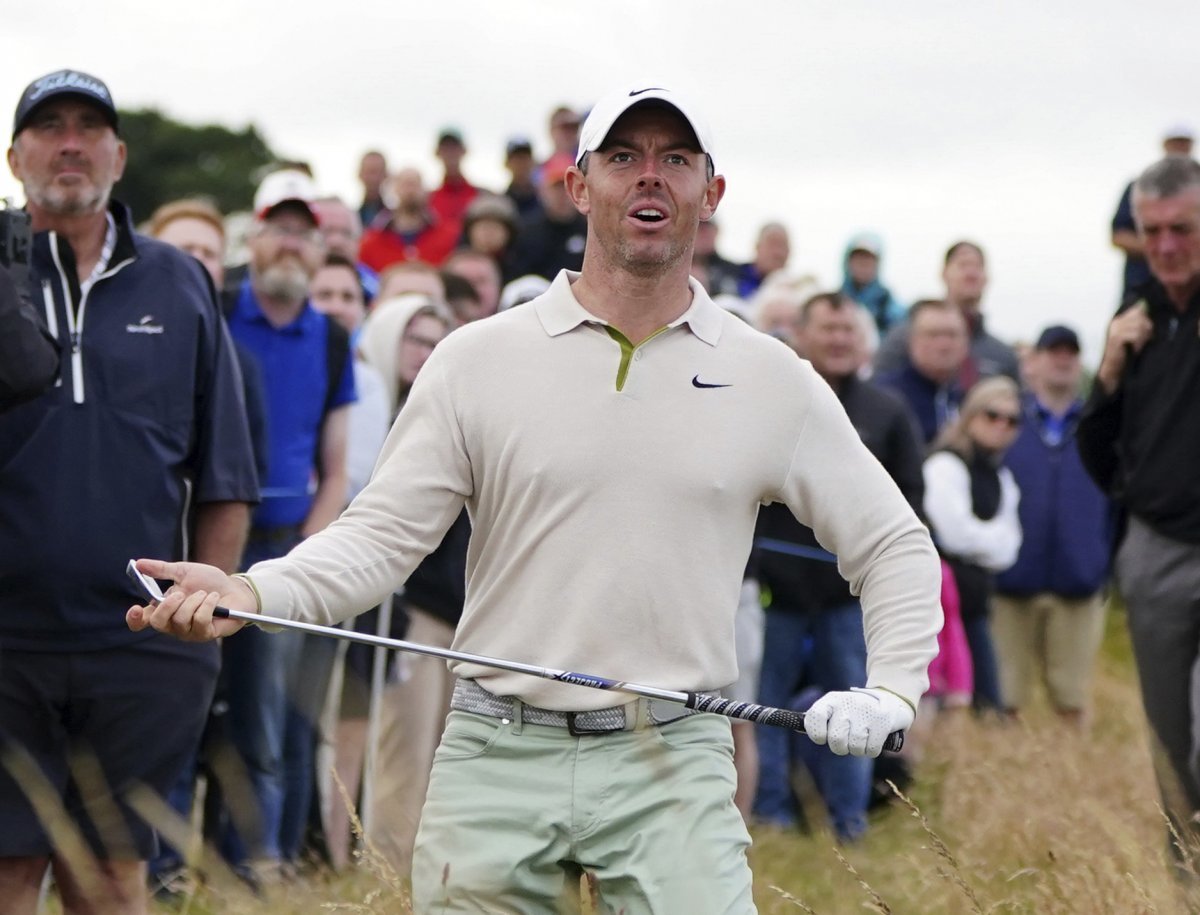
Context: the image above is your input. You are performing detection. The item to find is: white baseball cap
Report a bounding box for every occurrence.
[254,169,320,223]
[576,84,714,170]
[1163,123,1195,143]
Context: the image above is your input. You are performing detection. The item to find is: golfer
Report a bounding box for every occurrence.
[130,85,942,913]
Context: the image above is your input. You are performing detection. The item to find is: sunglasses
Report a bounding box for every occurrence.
[982,409,1021,429]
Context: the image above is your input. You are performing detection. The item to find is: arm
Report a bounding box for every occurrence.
[130,344,469,636]
[302,404,351,537]
[0,263,59,411]
[1076,384,1123,495]
[192,501,251,573]
[922,452,1019,570]
[1075,304,1151,492]
[239,347,470,626]
[1111,184,1143,256]
[1111,228,1143,257]
[989,470,1023,571]
[1095,304,1153,395]
[777,363,942,710]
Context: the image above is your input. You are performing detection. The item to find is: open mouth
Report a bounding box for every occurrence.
[631,208,667,224]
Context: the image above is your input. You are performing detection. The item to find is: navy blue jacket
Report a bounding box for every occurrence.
[874,362,963,444]
[0,202,259,650]
[996,394,1113,597]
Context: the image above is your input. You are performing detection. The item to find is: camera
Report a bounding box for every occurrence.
[0,200,33,306]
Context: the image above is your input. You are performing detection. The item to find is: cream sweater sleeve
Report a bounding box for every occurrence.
[246,351,471,624]
[775,365,943,708]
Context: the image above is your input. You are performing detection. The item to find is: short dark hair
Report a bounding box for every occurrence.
[440,271,479,304]
[797,291,853,326]
[908,298,956,326]
[944,240,985,266]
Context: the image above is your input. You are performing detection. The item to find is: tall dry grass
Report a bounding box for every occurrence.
[34,607,1196,914]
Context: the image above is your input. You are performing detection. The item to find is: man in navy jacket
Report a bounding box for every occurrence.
[0,69,257,913]
[993,326,1113,726]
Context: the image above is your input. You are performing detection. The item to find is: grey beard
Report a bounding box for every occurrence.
[32,184,109,218]
[256,263,310,303]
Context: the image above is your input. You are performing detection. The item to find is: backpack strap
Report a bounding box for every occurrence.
[316,317,352,476]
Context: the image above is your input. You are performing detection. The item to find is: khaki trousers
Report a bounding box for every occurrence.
[365,607,457,874]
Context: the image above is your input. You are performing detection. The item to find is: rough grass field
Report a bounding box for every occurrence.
[38,604,1195,914]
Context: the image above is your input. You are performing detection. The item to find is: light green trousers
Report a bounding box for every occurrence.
[411,708,756,914]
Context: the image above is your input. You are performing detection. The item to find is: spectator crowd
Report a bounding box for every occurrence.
[3,66,1200,912]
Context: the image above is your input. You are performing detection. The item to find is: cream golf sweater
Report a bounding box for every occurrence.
[247,272,942,710]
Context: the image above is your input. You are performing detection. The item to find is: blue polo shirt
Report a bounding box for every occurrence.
[228,280,356,529]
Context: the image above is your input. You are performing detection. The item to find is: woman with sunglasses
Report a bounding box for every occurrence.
[922,376,1024,712]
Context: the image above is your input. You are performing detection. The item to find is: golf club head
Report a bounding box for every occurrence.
[126,559,165,603]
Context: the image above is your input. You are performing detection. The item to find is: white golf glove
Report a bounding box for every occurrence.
[804,687,915,757]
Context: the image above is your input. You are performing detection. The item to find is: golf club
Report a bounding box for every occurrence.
[126,561,903,751]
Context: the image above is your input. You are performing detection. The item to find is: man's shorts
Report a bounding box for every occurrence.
[0,636,219,858]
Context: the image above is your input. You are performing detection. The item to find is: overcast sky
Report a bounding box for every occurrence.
[5,0,1198,359]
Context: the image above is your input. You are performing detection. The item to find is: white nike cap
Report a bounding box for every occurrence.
[254,169,320,224]
[576,85,715,170]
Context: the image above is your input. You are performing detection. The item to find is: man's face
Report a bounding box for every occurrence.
[942,247,987,303]
[8,98,126,220]
[1164,138,1194,157]
[1028,344,1082,393]
[310,263,365,333]
[847,250,878,286]
[566,106,724,278]
[466,217,511,258]
[437,139,465,172]
[156,216,225,287]
[387,169,426,213]
[1134,186,1200,291]
[359,152,387,195]
[446,255,501,320]
[909,306,969,384]
[378,268,445,303]
[796,300,860,380]
[248,205,325,302]
[755,226,790,274]
[506,149,534,183]
[314,199,361,260]
[539,176,575,222]
[755,298,802,349]
[550,111,580,153]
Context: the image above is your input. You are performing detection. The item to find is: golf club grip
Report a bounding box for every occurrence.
[686,695,904,752]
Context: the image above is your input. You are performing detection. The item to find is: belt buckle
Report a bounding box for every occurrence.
[566,711,620,737]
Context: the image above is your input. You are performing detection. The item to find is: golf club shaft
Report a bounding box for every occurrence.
[213,606,903,752]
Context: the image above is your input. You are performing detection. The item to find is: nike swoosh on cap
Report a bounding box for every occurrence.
[692,375,731,389]
[628,87,667,97]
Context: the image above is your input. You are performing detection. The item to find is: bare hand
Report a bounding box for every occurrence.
[1096,304,1153,394]
[125,558,256,641]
